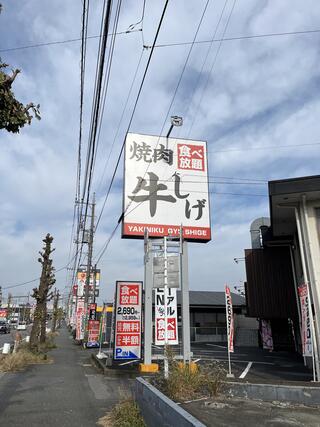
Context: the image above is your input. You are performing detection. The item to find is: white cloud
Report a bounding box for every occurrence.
[0,0,320,303]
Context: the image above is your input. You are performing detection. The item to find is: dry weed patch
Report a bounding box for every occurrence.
[153,349,225,401]
[0,349,51,372]
[97,399,145,427]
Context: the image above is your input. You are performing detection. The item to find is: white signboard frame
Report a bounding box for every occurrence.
[122,133,211,242]
[114,281,142,360]
[155,288,178,345]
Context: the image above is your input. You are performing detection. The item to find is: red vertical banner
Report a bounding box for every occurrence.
[298,284,313,357]
[114,281,142,360]
[225,285,234,353]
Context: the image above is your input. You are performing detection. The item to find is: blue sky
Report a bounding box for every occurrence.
[0,0,320,303]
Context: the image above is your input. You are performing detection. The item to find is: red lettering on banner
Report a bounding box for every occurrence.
[116,334,140,346]
[119,284,139,305]
[177,144,205,171]
[117,321,140,333]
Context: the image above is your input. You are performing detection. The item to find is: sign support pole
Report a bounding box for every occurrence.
[181,238,191,363]
[164,236,169,379]
[143,236,153,366]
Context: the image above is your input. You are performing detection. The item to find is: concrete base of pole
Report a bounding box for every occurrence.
[139,363,159,373]
[226,373,235,378]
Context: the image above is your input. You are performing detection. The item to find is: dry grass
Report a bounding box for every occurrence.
[153,349,226,401]
[97,399,145,427]
[0,349,51,372]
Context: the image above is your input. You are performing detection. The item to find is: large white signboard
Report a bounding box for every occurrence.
[122,133,211,241]
[298,284,313,357]
[114,281,142,360]
[155,288,178,345]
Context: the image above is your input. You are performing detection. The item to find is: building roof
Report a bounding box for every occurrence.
[177,290,245,307]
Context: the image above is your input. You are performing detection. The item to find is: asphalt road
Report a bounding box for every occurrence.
[0,327,132,426]
[153,342,314,383]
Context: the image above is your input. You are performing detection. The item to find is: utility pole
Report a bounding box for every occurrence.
[92,263,97,304]
[52,288,60,333]
[83,193,95,345]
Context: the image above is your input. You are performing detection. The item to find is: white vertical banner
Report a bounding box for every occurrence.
[155,288,178,345]
[225,285,234,353]
[298,284,313,357]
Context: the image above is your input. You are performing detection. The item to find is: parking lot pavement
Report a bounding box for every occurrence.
[153,342,314,383]
[182,396,320,427]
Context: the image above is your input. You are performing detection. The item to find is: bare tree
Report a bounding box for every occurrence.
[29,234,55,351]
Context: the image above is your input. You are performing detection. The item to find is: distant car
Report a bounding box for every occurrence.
[0,321,10,334]
[9,320,18,329]
[17,322,27,331]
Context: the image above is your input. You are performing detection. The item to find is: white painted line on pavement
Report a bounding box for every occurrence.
[193,358,201,363]
[206,344,227,349]
[194,357,274,365]
[177,397,208,405]
[239,361,253,379]
[119,360,139,366]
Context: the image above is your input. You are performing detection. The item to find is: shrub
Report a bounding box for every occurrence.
[154,352,225,401]
[0,349,50,372]
[97,399,145,427]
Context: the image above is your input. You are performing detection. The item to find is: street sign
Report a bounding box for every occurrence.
[122,133,211,241]
[155,288,178,345]
[87,320,100,348]
[114,281,142,360]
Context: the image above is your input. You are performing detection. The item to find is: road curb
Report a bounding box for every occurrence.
[134,377,206,427]
[91,354,140,378]
[225,381,320,406]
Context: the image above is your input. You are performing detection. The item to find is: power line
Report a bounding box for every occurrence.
[147,28,320,49]
[2,28,320,54]
[95,0,170,231]
[118,0,212,224]
[95,47,145,194]
[3,253,78,291]
[210,142,320,153]
[91,0,125,191]
[187,0,237,136]
[0,29,142,53]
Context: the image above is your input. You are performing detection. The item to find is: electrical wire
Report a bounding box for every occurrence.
[209,142,320,153]
[95,47,145,195]
[0,29,142,53]
[3,252,79,291]
[187,0,237,136]
[96,0,212,231]
[94,0,170,231]
[3,28,320,54]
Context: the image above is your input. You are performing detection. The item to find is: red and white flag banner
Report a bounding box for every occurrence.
[225,285,234,353]
[298,283,313,357]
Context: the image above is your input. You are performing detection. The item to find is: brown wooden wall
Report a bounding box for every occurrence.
[245,247,298,319]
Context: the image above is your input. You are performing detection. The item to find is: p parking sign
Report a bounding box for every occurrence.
[114,281,142,360]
